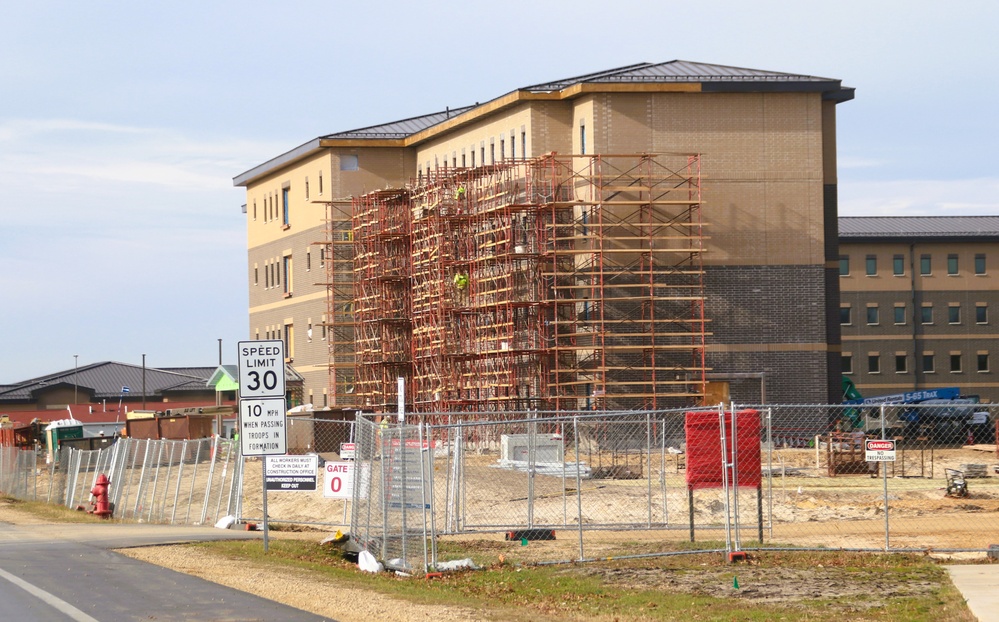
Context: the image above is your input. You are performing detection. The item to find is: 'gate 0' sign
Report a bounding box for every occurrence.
[238,340,286,399]
[324,461,355,499]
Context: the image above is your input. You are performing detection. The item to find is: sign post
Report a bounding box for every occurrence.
[237,340,287,552]
[865,438,896,548]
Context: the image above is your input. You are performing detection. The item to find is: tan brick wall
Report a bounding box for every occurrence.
[587,91,827,267]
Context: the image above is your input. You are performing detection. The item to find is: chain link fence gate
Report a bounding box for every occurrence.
[344,405,999,573]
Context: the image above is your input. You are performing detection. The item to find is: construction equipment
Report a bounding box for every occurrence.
[945,468,968,498]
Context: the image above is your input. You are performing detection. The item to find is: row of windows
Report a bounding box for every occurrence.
[423,127,529,178]
[253,187,293,225]
[841,302,988,326]
[252,156,359,224]
[840,252,987,277]
[254,256,294,295]
[253,248,329,296]
[254,318,332,361]
[843,351,990,375]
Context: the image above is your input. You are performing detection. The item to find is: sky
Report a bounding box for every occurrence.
[1,0,997,382]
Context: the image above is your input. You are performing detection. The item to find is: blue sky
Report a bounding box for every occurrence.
[1,0,997,382]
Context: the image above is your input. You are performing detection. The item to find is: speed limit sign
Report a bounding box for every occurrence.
[237,340,286,399]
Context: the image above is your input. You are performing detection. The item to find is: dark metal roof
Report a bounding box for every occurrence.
[839,216,999,240]
[0,361,306,403]
[0,362,214,402]
[523,60,846,93]
[235,60,852,186]
[324,106,476,140]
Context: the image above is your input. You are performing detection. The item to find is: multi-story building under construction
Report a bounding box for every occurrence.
[234,61,854,412]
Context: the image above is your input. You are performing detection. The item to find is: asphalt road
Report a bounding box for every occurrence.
[0,521,334,621]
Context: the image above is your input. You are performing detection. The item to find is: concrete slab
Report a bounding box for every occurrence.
[946,565,999,622]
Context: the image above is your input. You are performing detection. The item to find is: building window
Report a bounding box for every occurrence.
[318,171,323,195]
[305,177,309,200]
[975,253,986,275]
[868,354,881,374]
[521,129,527,158]
[977,304,988,324]
[895,354,908,374]
[470,150,475,167]
[978,352,990,372]
[461,150,466,167]
[947,253,959,275]
[842,354,853,374]
[580,121,586,155]
[950,353,962,373]
[866,255,877,276]
[920,304,933,324]
[920,254,932,275]
[894,305,906,325]
[254,265,258,286]
[839,255,850,276]
[840,305,851,325]
[893,254,905,276]
[500,138,505,160]
[306,249,311,271]
[319,247,326,268]
[274,260,280,287]
[922,353,935,373]
[866,305,879,325]
[253,200,257,221]
[490,140,495,164]
[264,262,270,288]
[949,304,961,324]
[284,323,294,361]
[283,255,292,295]
[282,187,290,227]
[340,155,359,171]
[480,142,485,165]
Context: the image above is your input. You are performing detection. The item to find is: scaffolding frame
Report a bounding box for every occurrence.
[322,199,358,407]
[331,153,707,413]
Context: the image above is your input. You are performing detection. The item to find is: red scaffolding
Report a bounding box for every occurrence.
[336,153,707,414]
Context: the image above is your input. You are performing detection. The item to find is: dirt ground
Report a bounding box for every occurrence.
[5,442,997,620]
[245,443,999,553]
[0,499,981,620]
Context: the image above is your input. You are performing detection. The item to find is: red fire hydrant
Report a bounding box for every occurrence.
[89,473,113,519]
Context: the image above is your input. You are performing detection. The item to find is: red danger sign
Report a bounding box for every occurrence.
[865,439,896,461]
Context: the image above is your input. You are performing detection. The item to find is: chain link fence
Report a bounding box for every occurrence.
[4,403,998,575]
[345,405,999,574]
[0,437,241,527]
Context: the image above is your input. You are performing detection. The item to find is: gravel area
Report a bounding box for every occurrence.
[118,544,482,622]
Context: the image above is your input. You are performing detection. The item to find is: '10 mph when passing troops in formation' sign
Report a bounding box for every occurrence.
[238,340,287,456]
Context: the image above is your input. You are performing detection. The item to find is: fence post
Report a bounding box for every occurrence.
[574,416,584,561]
[527,410,536,528]
[881,403,890,551]
[646,412,652,527]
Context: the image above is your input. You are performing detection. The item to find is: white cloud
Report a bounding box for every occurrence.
[839,177,999,217]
